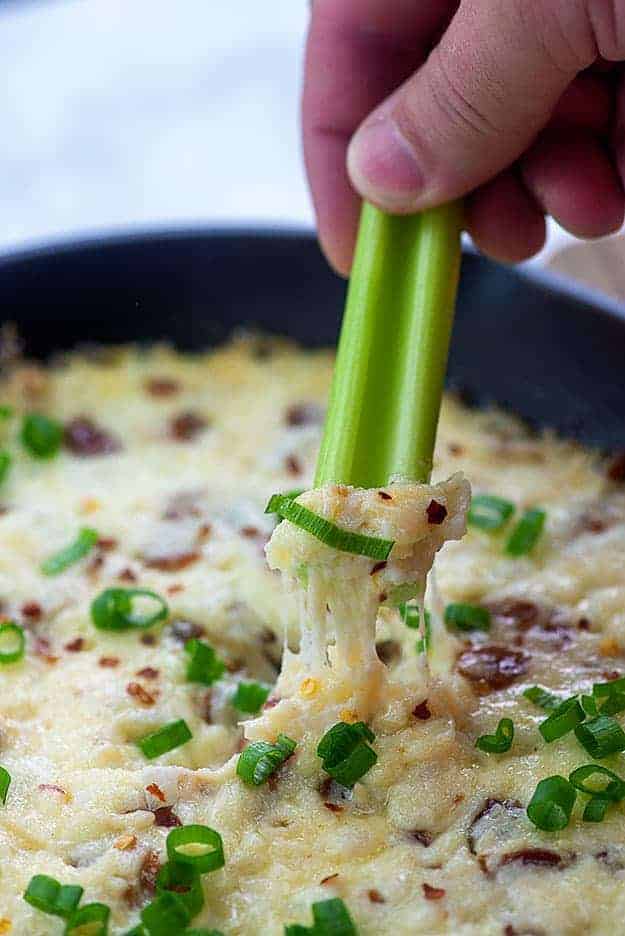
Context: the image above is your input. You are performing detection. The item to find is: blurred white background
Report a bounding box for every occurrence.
[0,0,572,260]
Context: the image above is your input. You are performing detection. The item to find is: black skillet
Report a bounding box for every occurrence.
[0,227,623,451]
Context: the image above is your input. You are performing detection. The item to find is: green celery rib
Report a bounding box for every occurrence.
[315,201,463,489]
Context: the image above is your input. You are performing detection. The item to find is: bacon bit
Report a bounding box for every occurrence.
[486,599,540,630]
[577,617,591,631]
[137,667,159,680]
[467,799,524,855]
[167,584,185,595]
[144,552,200,572]
[38,784,72,803]
[285,403,323,426]
[607,452,625,483]
[324,802,343,813]
[422,883,445,900]
[64,637,85,652]
[370,560,387,576]
[456,645,528,691]
[300,677,320,699]
[368,889,386,904]
[448,443,464,456]
[375,639,401,666]
[87,553,104,575]
[99,656,120,668]
[169,619,205,642]
[97,536,118,551]
[320,873,339,885]
[114,834,137,851]
[153,806,182,827]
[145,377,181,397]
[145,782,166,802]
[118,567,138,583]
[126,682,156,706]
[600,637,621,657]
[426,500,447,524]
[140,634,157,646]
[169,411,207,442]
[139,850,161,896]
[34,637,59,664]
[285,454,302,476]
[409,830,433,847]
[0,917,11,933]
[377,490,393,501]
[601,670,622,682]
[64,417,121,456]
[240,525,260,538]
[198,522,211,542]
[499,848,565,869]
[21,601,42,621]
[413,700,432,720]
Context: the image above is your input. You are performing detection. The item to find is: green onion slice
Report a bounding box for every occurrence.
[575,715,625,759]
[41,527,99,576]
[539,697,585,743]
[136,719,192,760]
[0,622,25,664]
[583,796,611,823]
[317,722,377,788]
[184,639,225,686]
[581,694,599,717]
[527,775,576,831]
[23,875,84,919]
[593,676,625,698]
[156,862,204,918]
[21,412,63,459]
[65,902,110,935]
[0,405,13,421]
[523,686,561,711]
[468,494,515,531]
[599,693,625,716]
[505,508,546,557]
[285,897,358,936]
[141,892,190,935]
[166,824,225,874]
[444,603,490,632]
[237,735,296,787]
[476,717,514,754]
[231,682,270,714]
[399,603,432,654]
[91,588,168,631]
[265,489,305,511]
[264,494,394,561]
[0,451,11,485]
[0,766,10,805]
[569,763,625,801]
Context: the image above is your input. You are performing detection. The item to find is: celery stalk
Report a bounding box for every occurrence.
[315,201,463,488]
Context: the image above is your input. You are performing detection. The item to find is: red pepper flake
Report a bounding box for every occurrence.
[426,500,447,524]
[422,883,446,900]
[169,411,208,442]
[167,584,185,595]
[370,561,387,576]
[577,617,591,631]
[377,490,393,501]
[34,637,59,664]
[368,889,386,904]
[126,682,156,706]
[144,552,200,572]
[21,601,42,621]
[409,830,433,847]
[285,454,302,476]
[413,699,432,720]
[99,656,120,668]
[38,784,68,797]
[448,443,464,456]
[145,782,166,802]
[139,850,161,896]
[64,417,121,456]
[118,567,138,583]
[499,848,564,869]
[153,806,182,827]
[97,536,118,551]
[607,452,625,483]
[320,873,339,885]
[240,525,260,538]
[65,637,85,652]
[144,377,181,397]
[137,667,159,680]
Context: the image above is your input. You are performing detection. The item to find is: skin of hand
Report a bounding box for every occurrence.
[303,0,625,275]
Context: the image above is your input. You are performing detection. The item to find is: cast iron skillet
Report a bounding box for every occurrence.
[0,227,623,451]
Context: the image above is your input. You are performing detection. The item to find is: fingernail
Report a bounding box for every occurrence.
[347,116,424,209]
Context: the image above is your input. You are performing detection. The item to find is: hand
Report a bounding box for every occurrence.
[303,0,625,274]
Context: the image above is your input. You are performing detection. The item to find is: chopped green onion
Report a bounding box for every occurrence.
[0,451,11,485]
[599,693,625,716]
[505,508,546,557]
[468,494,515,531]
[527,775,576,831]
[41,527,98,576]
[444,603,490,632]
[0,766,10,804]
[65,902,110,935]
[523,686,561,711]
[21,412,63,459]
[231,681,270,714]
[156,863,204,918]
[185,930,225,936]
[476,718,514,754]
[539,697,585,743]
[0,622,25,664]
[136,719,192,760]
[317,722,377,788]
[264,494,394,561]
[120,928,146,936]
[575,715,625,759]
[237,735,296,787]
[184,639,225,686]
[285,897,358,936]
[141,892,190,935]
[166,824,225,874]
[91,588,168,632]
[569,764,625,801]
[399,604,432,654]
[265,489,305,512]
[593,676,625,698]
[23,875,83,919]
[581,694,599,717]
[0,405,13,421]
[583,796,611,822]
